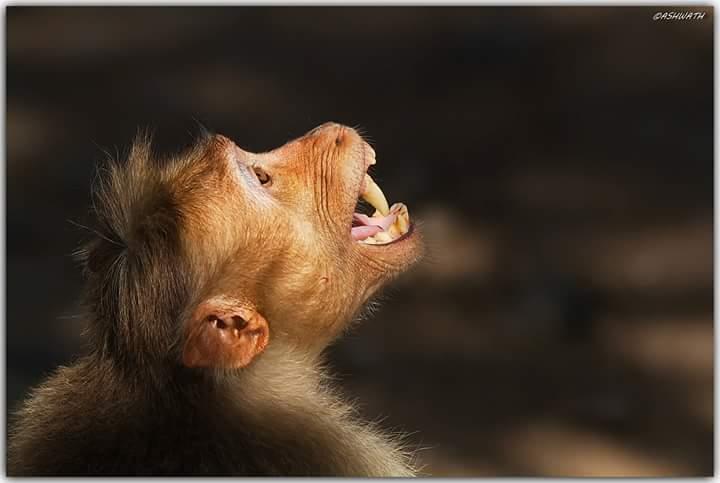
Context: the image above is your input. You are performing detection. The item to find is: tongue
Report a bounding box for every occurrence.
[351,212,398,241]
[351,225,383,241]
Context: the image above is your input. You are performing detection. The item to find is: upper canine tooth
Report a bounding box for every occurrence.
[361,174,390,216]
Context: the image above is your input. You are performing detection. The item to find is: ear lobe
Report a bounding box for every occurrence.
[182,297,269,369]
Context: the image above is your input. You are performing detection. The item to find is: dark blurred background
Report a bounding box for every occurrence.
[6,6,713,476]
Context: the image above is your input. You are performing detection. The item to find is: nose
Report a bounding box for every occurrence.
[305,122,343,137]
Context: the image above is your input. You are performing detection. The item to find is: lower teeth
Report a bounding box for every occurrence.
[360,203,410,244]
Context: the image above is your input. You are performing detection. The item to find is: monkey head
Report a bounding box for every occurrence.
[83,123,422,374]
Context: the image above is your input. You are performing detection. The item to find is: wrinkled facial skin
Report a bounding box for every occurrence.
[181,123,422,352]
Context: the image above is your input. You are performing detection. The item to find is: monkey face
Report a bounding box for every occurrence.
[233,122,421,270]
[181,123,422,356]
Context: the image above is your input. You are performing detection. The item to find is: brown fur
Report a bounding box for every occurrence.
[8,123,422,476]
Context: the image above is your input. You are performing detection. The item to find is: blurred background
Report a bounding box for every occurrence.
[6,6,713,476]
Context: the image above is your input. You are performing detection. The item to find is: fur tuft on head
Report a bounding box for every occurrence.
[76,130,213,371]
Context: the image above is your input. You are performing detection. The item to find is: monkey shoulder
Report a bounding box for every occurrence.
[8,361,297,475]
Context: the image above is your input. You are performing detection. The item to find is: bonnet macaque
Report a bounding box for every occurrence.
[8,123,422,476]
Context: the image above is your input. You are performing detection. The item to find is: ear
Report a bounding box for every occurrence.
[182,296,270,369]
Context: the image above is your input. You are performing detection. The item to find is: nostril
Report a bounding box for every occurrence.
[209,316,227,330]
[231,315,248,330]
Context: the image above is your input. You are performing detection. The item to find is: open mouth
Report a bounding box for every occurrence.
[351,157,412,245]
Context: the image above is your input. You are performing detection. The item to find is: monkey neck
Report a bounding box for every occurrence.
[221,342,416,476]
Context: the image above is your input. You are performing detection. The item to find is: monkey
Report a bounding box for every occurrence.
[7,122,423,476]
